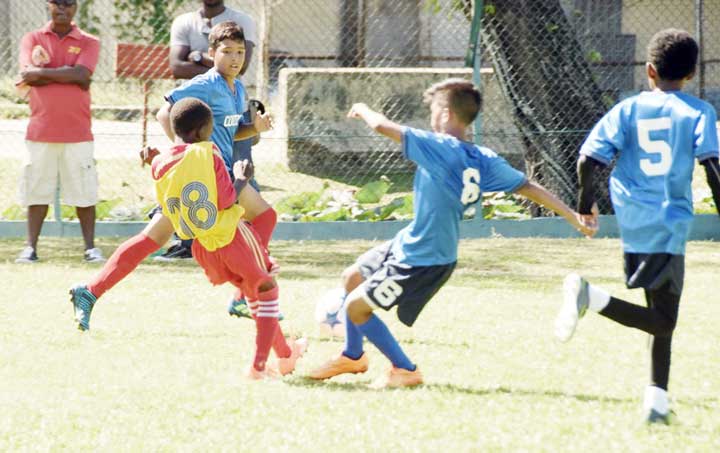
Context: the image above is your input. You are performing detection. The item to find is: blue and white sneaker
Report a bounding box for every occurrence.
[69,285,97,331]
[644,385,672,425]
[555,273,589,342]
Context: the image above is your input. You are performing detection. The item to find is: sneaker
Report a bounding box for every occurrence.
[153,242,193,262]
[69,285,97,331]
[84,247,106,263]
[643,385,671,425]
[370,366,424,389]
[277,337,308,376]
[228,297,253,319]
[645,409,672,425]
[228,297,285,321]
[555,273,590,342]
[307,353,369,380]
[246,364,280,381]
[15,246,38,264]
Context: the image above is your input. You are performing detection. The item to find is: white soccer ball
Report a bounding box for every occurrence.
[315,288,347,337]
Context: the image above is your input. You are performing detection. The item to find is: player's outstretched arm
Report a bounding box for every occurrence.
[701,157,720,216]
[515,181,597,238]
[347,103,403,143]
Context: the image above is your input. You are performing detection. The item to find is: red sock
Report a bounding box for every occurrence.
[251,208,277,248]
[87,234,161,299]
[254,310,280,371]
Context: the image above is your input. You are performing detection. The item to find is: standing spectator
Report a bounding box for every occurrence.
[15,0,104,264]
[158,0,258,261]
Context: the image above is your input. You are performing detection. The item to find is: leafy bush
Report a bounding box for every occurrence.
[275,178,531,222]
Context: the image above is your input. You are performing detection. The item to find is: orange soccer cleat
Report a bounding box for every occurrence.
[277,337,308,376]
[246,364,280,381]
[370,366,423,389]
[307,353,369,380]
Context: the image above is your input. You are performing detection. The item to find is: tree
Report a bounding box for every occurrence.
[480,1,612,213]
[113,0,190,45]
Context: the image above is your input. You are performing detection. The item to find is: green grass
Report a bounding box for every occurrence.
[1,237,719,451]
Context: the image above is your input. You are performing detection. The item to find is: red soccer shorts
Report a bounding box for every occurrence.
[192,221,273,300]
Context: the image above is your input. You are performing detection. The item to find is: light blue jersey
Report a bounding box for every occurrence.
[392,127,527,266]
[581,91,719,254]
[166,68,247,172]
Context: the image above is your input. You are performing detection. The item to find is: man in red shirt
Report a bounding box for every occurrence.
[15,0,104,264]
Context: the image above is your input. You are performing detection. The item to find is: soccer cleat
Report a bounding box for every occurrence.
[246,364,280,381]
[277,337,308,376]
[153,242,193,261]
[15,246,38,264]
[228,297,253,319]
[69,285,97,331]
[307,353,369,380]
[370,366,424,389]
[84,247,106,263]
[645,409,671,425]
[555,273,590,342]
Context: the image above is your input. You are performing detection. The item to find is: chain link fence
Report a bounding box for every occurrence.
[0,0,718,223]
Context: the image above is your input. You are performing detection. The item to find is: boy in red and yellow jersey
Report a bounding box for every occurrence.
[150,97,306,379]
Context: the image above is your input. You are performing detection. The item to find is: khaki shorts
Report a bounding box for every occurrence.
[19,141,98,207]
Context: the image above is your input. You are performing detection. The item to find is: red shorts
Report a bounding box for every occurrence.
[192,221,273,300]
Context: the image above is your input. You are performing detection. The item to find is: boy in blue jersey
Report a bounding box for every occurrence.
[555,29,720,424]
[68,22,275,330]
[308,78,596,388]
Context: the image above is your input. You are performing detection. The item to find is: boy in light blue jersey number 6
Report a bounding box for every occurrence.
[308,78,595,388]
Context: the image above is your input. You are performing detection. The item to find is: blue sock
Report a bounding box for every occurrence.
[356,314,415,371]
[343,307,364,360]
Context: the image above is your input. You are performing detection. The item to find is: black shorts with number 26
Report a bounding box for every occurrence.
[357,241,456,327]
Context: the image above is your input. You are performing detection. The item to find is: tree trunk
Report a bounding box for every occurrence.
[482,0,612,214]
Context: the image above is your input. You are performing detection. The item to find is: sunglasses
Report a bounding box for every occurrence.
[49,0,77,6]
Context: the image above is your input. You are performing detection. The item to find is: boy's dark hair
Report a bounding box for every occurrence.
[423,78,482,126]
[209,21,245,50]
[647,28,698,81]
[170,97,213,138]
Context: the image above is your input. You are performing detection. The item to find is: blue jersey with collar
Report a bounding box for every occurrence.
[392,127,527,266]
[166,68,247,173]
[580,91,719,254]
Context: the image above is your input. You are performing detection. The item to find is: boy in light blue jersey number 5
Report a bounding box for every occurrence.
[555,28,720,424]
[308,78,596,388]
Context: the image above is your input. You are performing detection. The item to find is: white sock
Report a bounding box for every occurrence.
[643,385,669,414]
[587,283,610,312]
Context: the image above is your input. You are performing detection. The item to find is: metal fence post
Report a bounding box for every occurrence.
[466,0,483,146]
[696,0,705,99]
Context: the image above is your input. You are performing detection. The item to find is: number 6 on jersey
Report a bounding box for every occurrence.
[460,168,481,204]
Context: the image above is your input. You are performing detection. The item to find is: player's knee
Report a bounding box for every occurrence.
[341,265,363,293]
[258,279,276,294]
[346,297,372,325]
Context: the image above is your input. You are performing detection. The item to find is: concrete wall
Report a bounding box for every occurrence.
[278,67,523,176]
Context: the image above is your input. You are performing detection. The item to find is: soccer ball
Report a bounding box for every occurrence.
[315,288,347,338]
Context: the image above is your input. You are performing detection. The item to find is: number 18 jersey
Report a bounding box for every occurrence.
[580,91,719,254]
[152,142,244,251]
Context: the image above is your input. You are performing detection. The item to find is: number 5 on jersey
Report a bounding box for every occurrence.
[637,117,672,176]
[461,168,481,204]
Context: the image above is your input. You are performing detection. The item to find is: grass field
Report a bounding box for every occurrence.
[1,237,719,451]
